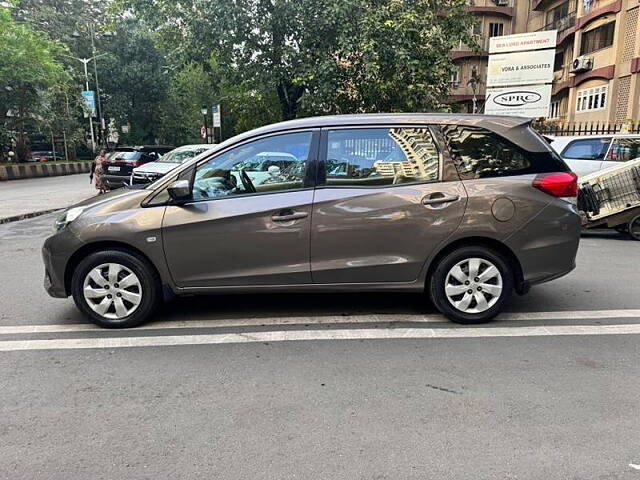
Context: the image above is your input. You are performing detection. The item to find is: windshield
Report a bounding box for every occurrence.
[113,151,142,160]
[158,148,208,164]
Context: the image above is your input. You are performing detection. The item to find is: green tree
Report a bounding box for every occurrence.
[97,19,168,144]
[158,63,213,145]
[117,0,474,125]
[0,6,69,161]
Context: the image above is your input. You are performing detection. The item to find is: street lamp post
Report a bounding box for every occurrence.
[63,53,107,153]
[201,105,209,143]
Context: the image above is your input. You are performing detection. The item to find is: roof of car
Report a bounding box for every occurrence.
[213,113,541,153]
[239,113,530,135]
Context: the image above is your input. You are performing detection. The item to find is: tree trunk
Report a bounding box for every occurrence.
[277,82,305,121]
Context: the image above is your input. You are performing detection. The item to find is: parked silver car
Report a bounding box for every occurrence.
[43,114,581,328]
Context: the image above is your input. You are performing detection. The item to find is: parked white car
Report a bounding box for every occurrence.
[548,134,640,177]
[130,144,216,185]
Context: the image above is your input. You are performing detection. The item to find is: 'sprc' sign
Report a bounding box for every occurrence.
[485,84,552,117]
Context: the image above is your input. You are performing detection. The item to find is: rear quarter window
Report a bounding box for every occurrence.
[442,125,567,179]
[561,138,611,160]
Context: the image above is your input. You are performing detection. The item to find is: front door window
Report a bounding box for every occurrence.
[192,131,313,201]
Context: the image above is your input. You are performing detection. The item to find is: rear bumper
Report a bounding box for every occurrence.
[506,201,581,287]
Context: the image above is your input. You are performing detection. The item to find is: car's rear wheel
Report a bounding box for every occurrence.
[71,250,161,328]
[429,246,513,324]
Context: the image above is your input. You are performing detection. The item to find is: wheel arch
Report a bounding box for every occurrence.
[64,241,163,297]
[425,236,526,294]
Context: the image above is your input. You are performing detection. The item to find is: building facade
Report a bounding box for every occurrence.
[449,0,640,124]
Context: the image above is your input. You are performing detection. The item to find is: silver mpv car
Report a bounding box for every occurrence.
[43,114,581,328]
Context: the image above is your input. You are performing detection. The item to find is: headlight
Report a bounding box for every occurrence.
[54,206,87,232]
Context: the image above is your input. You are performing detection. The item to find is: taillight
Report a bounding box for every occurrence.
[131,161,143,167]
[533,172,578,198]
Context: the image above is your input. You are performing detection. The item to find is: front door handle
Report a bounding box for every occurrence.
[421,193,460,207]
[272,210,309,222]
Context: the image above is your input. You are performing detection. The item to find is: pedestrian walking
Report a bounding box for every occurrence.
[90,149,107,194]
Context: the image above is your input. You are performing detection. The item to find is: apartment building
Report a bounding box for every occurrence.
[449,0,640,123]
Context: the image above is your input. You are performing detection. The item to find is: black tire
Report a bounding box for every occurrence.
[429,245,514,324]
[71,249,161,328]
[628,215,640,241]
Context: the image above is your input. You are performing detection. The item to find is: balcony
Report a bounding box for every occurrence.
[537,11,577,45]
[451,36,491,60]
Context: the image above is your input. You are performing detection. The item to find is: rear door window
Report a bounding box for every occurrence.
[322,127,440,187]
[606,138,640,162]
[561,138,611,160]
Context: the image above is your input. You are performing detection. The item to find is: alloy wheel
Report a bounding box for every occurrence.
[444,257,503,314]
[82,263,142,319]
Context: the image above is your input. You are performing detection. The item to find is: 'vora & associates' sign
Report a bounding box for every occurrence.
[487,49,556,87]
[485,84,552,117]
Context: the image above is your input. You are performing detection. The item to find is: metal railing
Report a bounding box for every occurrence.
[537,11,576,33]
[535,121,640,136]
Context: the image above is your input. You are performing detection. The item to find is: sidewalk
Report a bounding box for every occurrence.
[0,173,97,223]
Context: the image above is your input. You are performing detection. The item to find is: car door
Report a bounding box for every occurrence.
[162,130,318,288]
[310,126,467,284]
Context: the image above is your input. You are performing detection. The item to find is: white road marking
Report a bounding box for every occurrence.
[629,463,640,470]
[1,309,640,336]
[2,323,640,352]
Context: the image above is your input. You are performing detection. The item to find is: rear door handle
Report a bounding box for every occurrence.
[272,211,309,222]
[421,193,460,207]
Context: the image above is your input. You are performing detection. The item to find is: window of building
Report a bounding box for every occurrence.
[323,128,440,187]
[546,2,569,27]
[472,21,482,35]
[450,66,461,87]
[549,99,562,118]
[579,22,615,55]
[576,85,608,112]
[192,131,312,200]
[489,22,504,37]
[554,51,564,71]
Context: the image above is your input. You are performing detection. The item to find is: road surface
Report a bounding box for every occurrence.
[1,213,640,479]
[0,173,95,222]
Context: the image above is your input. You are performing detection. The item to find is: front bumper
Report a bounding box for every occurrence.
[42,226,83,298]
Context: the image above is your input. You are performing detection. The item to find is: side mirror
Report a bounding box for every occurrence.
[167,180,191,204]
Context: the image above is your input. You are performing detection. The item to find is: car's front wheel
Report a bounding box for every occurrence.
[429,246,513,324]
[71,250,161,328]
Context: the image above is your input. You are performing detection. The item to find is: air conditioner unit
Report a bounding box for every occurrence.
[570,56,593,73]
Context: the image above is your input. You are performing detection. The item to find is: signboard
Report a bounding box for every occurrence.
[487,49,555,87]
[80,90,96,118]
[485,84,552,117]
[212,104,221,127]
[489,30,557,54]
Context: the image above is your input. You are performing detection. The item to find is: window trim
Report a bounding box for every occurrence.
[315,125,443,190]
[144,128,321,206]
